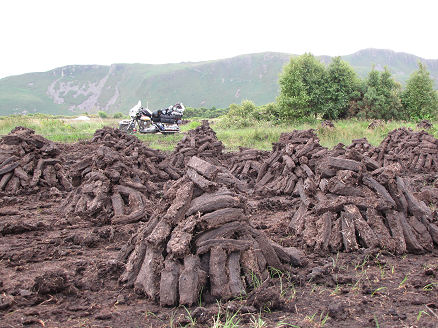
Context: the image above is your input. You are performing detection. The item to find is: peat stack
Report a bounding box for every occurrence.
[417,120,433,130]
[167,120,224,170]
[321,120,335,129]
[372,128,438,172]
[91,127,180,180]
[228,147,270,187]
[0,127,71,194]
[63,129,174,224]
[287,152,438,254]
[346,138,376,156]
[254,130,328,195]
[368,119,385,129]
[118,156,305,306]
[251,128,437,254]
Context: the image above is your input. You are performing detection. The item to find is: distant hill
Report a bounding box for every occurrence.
[0,49,437,115]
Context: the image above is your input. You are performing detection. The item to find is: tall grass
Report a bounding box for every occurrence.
[0,115,119,142]
[1,115,436,151]
[214,119,425,151]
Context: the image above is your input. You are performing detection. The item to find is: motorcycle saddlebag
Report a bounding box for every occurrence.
[158,114,178,124]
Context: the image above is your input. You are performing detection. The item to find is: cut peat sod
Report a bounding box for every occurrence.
[0,122,437,327]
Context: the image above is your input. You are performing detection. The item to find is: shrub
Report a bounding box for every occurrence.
[98,111,108,118]
[113,112,124,119]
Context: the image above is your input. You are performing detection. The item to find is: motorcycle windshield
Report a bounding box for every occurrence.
[129,100,142,118]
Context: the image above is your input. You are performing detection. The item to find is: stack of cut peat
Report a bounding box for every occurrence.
[118,156,305,306]
[417,120,433,130]
[228,147,270,187]
[321,120,335,129]
[166,120,224,170]
[368,119,385,129]
[370,128,438,172]
[63,127,175,224]
[345,138,376,156]
[0,127,71,194]
[253,129,438,254]
[254,130,328,195]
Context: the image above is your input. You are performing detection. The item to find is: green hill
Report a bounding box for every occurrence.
[0,49,437,115]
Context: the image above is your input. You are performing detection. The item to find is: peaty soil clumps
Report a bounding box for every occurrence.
[371,127,438,172]
[164,120,225,171]
[63,127,175,225]
[0,127,72,195]
[250,129,438,254]
[118,156,305,306]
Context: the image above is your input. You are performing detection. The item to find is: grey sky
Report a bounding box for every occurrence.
[1,0,437,79]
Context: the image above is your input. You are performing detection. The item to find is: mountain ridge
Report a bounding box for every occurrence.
[0,49,437,115]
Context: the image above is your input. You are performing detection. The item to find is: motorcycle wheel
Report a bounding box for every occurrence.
[118,123,129,133]
[119,121,136,134]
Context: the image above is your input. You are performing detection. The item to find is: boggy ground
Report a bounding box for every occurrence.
[0,194,437,328]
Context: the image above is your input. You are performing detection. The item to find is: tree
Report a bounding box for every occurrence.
[322,57,359,119]
[362,67,403,120]
[277,53,325,119]
[98,111,108,118]
[113,112,124,119]
[402,62,438,120]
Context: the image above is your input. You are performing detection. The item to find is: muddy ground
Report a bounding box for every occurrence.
[0,125,437,328]
[1,194,437,328]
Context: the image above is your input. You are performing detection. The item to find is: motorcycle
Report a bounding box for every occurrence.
[118,101,185,134]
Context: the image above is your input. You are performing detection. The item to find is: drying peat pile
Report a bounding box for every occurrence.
[324,128,438,173]
[417,119,433,130]
[166,120,225,170]
[369,127,438,172]
[63,127,176,225]
[0,127,71,194]
[254,129,328,195]
[367,119,385,129]
[118,156,304,306]
[251,129,438,254]
[321,120,335,128]
[227,148,270,186]
[345,137,376,155]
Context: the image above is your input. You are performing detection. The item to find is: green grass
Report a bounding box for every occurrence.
[1,115,436,152]
[0,115,119,142]
[214,119,429,151]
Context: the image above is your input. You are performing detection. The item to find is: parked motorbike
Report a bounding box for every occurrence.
[118,101,185,134]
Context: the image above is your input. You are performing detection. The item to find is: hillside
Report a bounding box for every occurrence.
[0,49,437,115]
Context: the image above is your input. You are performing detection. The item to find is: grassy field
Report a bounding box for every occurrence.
[0,115,436,151]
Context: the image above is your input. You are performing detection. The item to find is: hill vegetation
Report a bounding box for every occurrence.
[220,54,438,125]
[0,49,437,116]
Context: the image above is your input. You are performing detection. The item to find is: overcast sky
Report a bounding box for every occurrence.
[1,0,437,79]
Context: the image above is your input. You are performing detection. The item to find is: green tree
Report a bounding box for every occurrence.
[322,57,359,119]
[277,53,325,119]
[402,62,438,120]
[362,67,403,120]
[98,111,108,118]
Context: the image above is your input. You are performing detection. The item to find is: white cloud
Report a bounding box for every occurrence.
[1,0,437,78]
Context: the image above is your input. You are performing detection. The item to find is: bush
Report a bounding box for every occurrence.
[98,111,108,118]
[219,100,260,128]
[184,106,229,118]
[113,112,124,119]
